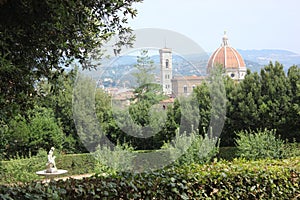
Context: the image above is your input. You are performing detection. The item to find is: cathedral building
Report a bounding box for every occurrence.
[207,32,247,81]
[160,32,247,96]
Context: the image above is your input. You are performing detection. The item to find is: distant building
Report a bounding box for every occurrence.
[160,48,173,95]
[159,97,175,110]
[106,32,247,102]
[207,32,247,81]
[159,47,205,97]
[171,75,205,97]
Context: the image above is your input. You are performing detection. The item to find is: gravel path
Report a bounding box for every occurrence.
[42,173,95,183]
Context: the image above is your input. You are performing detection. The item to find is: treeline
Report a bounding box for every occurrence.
[219,62,299,145]
[187,61,299,146]
[0,62,299,158]
[104,61,300,148]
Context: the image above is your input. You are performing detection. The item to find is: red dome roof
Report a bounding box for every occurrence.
[207,33,246,69]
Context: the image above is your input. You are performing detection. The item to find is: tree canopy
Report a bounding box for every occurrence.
[0,0,142,120]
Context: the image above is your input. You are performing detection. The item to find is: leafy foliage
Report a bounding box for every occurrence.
[218,62,300,145]
[0,120,8,160]
[0,157,299,199]
[98,50,168,150]
[235,129,287,160]
[93,143,135,175]
[2,106,65,158]
[163,128,219,166]
[132,49,156,89]
[0,0,142,121]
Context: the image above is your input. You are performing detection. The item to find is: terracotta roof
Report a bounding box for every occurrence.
[207,32,246,69]
[172,75,206,80]
[160,98,175,104]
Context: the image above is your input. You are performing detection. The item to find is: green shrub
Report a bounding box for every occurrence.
[0,157,299,199]
[282,139,300,157]
[163,128,219,166]
[0,150,47,184]
[93,142,135,175]
[235,129,287,160]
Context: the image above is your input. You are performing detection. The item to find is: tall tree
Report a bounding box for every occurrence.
[235,70,262,130]
[259,62,291,133]
[131,49,164,103]
[130,49,165,125]
[0,0,142,121]
[132,50,156,88]
[287,65,300,141]
[36,68,86,153]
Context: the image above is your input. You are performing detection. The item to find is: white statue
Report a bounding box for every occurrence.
[46,147,57,173]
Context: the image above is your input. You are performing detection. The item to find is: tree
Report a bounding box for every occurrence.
[129,49,164,140]
[259,62,291,133]
[223,62,298,145]
[132,50,156,88]
[0,0,142,121]
[193,82,211,133]
[73,73,104,152]
[155,105,178,146]
[131,49,165,103]
[221,76,240,146]
[3,106,65,158]
[193,66,226,139]
[36,68,86,153]
[234,70,262,130]
[286,65,300,141]
[101,50,169,150]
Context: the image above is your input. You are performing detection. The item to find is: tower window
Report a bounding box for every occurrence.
[166,59,169,68]
[183,85,187,93]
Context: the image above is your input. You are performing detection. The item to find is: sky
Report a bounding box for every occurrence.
[128,0,300,55]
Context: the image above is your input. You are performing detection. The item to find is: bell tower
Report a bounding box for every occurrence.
[159,48,172,95]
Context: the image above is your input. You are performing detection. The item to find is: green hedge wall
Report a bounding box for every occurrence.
[0,153,96,184]
[1,157,299,199]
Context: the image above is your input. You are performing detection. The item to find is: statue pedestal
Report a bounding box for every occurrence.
[36,169,68,182]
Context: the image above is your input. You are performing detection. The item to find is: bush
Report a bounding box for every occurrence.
[93,142,135,175]
[163,128,219,166]
[3,106,66,158]
[0,157,299,199]
[235,129,288,160]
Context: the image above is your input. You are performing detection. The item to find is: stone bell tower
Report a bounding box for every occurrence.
[159,47,172,95]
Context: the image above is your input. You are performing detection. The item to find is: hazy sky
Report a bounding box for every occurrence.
[128,0,300,54]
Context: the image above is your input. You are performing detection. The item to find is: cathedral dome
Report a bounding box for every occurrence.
[207,32,246,80]
[207,32,245,69]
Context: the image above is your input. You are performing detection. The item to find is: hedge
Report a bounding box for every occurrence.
[0,153,96,184]
[0,157,299,199]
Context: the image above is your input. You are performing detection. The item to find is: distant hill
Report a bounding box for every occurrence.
[81,49,300,81]
[244,59,263,73]
[237,49,300,71]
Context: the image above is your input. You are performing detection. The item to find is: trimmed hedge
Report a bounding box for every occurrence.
[0,157,299,199]
[0,153,96,184]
